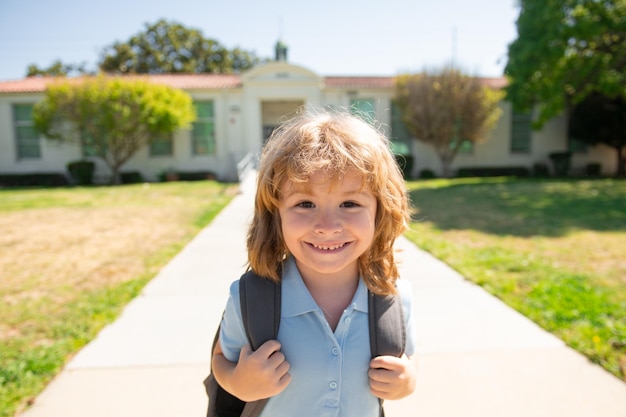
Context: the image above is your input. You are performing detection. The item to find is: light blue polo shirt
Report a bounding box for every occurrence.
[219,256,416,417]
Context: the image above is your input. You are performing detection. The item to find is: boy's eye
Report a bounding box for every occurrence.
[341,201,360,208]
[296,201,315,208]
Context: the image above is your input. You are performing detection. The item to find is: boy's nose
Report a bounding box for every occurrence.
[314,210,342,234]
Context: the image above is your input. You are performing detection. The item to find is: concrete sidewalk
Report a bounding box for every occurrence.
[19,173,626,417]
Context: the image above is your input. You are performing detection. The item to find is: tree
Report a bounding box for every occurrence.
[99,19,261,74]
[505,0,626,127]
[33,77,195,184]
[569,92,626,176]
[26,60,93,77]
[395,67,504,177]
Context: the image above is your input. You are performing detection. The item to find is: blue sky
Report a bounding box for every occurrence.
[0,0,519,81]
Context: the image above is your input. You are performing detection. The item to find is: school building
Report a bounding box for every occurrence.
[0,43,616,183]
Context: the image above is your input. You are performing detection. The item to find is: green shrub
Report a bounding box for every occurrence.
[549,152,572,177]
[67,161,95,185]
[585,163,602,176]
[456,166,530,177]
[419,169,437,179]
[532,162,550,177]
[120,171,144,184]
[0,173,69,187]
[394,155,414,179]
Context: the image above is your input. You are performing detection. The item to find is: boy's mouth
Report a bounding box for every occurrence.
[310,242,348,251]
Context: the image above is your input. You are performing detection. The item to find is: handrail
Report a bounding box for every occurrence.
[236,152,256,182]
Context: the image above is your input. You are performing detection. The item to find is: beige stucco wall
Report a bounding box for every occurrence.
[0,65,620,181]
[0,93,82,179]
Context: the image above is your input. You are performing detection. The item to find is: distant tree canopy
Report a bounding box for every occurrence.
[33,77,196,184]
[99,19,261,74]
[26,19,264,77]
[505,0,626,127]
[395,67,504,177]
[27,60,93,77]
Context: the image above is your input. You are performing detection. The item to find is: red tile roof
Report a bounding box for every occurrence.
[0,73,507,93]
[323,76,508,89]
[0,74,243,93]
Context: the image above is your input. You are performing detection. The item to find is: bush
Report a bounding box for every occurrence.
[67,160,95,185]
[394,155,414,179]
[456,166,530,178]
[532,163,550,177]
[177,171,218,181]
[585,163,602,177]
[0,173,69,187]
[549,152,572,177]
[120,171,144,184]
[419,169,437,179]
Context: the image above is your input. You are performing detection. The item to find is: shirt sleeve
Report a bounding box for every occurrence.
[397,278,417,357]
[218,279,248,362]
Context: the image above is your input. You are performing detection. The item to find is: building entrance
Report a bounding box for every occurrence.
[261,100,304,143]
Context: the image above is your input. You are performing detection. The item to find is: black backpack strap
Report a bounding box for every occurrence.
[239,270,281,351]
[238,270,281,417]
[205,270,281,417]
[368,289,406,417]
[368,290,406,358]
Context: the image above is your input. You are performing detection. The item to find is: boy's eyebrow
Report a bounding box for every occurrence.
[283,187,370,198]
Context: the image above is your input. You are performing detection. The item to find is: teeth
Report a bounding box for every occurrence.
[312,243,345,251]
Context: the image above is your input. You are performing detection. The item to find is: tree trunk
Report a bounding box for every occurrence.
[110,165,122,185]
[616,145,626,178]
[438,152,455,178]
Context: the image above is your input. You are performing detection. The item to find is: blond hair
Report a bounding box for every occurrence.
[247,108,410,295]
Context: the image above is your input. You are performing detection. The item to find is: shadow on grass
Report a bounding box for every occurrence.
[408,178,626,237]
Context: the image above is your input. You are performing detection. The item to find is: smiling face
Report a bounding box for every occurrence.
[278,170,377,285]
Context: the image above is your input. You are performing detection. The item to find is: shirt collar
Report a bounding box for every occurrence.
[281,256,369,318]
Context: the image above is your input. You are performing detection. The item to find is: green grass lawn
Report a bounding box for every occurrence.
[0,181,236,417]
[404,177,626,381]
[2,177,624,416]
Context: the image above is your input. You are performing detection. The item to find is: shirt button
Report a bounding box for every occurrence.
[329,381,338,389]
[344,317,351,323]
[331,347,339,355]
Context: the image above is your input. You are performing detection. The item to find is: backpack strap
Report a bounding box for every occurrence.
[238,270,281,417]
[368,290,406,417]
[239,270,281,351]
[204,270,281,417]
[368,290,406,358]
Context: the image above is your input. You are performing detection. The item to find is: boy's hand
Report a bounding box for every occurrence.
[229,340,291,401]
[368,355,417,400]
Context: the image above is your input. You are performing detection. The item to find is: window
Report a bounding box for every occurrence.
[81,130,99,158]
[390,103,412,155]
[568,136,588,153]
[451,139,474,154]
[13,104,41,159]
[150,133,173,156]
[350,98,376,123]
[511,111,532,153]
[192,101,216,155]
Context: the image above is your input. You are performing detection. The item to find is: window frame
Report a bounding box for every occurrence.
[191,101,216,156]
[510,111,532,154]
[350,98,376,124]
[13,103,41,160]
[389,102,412,155]
[149,132,174,157]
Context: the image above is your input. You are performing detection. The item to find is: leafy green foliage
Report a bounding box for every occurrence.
[99,19,261,74]
[26,60,93,77]
[395,67,504,177]
[33,76,195,184]
[505,0,626,126]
